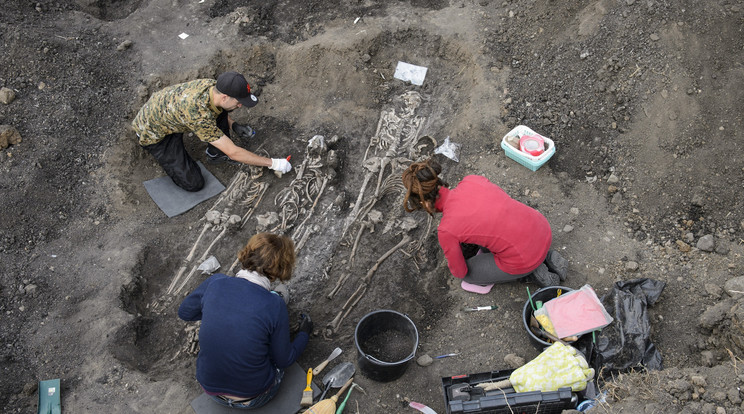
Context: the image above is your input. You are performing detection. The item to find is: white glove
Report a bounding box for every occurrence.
[270,158,292,174]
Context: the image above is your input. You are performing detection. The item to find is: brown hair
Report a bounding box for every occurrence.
[237,233,296,282]
[402,158,448,215]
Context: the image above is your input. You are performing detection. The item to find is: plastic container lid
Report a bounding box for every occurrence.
[520,134,545,156]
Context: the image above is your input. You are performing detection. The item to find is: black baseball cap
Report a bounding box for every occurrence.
[216,71,258,108]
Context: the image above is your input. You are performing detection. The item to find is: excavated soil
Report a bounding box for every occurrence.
[1,0,743,413]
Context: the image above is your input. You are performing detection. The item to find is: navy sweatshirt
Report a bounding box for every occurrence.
[178,273,309,398]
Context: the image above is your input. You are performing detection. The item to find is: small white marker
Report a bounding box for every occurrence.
[178,33,189,39]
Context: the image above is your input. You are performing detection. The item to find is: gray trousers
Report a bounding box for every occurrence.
[462,252,534,285]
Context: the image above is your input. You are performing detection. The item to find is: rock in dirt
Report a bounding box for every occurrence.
[503,353,524,369]
[416,354,433,367]
[697,234,715,252]
[724,277,744,298]
[700,350,716,367]
[714,242,730,255]
[698,298,734,330]
[116,40,133,51]
[677,240,692,252]
[0,87,16,104]
[0,125,22,149]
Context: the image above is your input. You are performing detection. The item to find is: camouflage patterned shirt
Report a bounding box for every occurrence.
[132,79,225,146]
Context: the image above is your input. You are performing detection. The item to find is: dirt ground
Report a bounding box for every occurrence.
[1,0,744,413]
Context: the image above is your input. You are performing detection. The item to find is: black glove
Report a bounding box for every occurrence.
[232,123,255,140]
[298,313,313,336]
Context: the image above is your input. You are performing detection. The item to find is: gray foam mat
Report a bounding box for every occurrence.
[143,161,225,218]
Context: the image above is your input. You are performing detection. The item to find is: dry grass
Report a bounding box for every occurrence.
[727,348,743,375]
[596,367,663,411]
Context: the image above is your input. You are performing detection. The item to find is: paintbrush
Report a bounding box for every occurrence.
[301,368,314,407]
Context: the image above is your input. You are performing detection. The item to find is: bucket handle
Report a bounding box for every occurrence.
[364,350,416,366]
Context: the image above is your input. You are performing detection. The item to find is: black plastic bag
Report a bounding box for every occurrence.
[596,278,666,372]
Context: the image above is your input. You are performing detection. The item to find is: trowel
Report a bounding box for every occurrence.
[317,361,355,402]
[313,347,343,376]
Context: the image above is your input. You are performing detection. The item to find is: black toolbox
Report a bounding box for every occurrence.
[441,369,577,414]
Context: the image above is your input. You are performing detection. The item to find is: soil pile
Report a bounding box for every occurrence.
[1,0,743,413]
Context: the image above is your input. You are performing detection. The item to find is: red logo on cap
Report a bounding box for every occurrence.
[246,84,251,94]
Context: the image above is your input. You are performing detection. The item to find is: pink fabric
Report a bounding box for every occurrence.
[435,175,552,278]
[461,281,494,294]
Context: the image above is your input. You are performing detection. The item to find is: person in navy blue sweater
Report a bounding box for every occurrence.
[178,233,313,409]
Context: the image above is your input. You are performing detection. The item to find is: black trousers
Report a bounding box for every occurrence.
[142,112,230,192]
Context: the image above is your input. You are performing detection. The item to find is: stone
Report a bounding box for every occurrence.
[691,193,705,207]
[697,235,715,252]
[691,375,707,387]
[416,354,433,367]
[676,240,691,252]
[724,277,744,298]
[710,391,728,404]
[0,87,16,104]
[24,284,38,296]
[504,353,525,369]
[116,40,133,51]
[700,350,715,367]
[0,125,22,149]
[699,299,734,329]
[714,242,730,255]
[728,388,742,404]
[625,261,639,271]
[563,224,574,233]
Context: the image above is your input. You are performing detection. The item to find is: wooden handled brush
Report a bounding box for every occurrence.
[305,377,354,414]
[300,368,314,407]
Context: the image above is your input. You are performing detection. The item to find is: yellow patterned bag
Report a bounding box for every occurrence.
[477,342,595,393]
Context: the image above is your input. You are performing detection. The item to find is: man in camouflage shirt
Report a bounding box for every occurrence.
[133,71,292,192]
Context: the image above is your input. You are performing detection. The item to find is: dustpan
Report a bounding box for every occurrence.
[38,379,61,414]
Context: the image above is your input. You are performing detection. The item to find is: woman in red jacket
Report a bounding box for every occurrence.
[402,158,566,293]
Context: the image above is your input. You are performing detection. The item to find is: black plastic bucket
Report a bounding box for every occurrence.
[354,310,418,382]
[522,286,575,349]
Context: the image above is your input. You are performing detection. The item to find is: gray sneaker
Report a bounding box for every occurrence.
[544,250,568,281]
[527,263,560,288]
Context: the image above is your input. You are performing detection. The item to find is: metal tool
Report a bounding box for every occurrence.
[464,305,498,312]
[313,347,343,376]
[317,361,355,401]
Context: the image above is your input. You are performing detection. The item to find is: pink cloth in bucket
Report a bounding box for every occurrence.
[461,281,493,294]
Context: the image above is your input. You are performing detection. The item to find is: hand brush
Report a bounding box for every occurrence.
[300,368,314,407]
